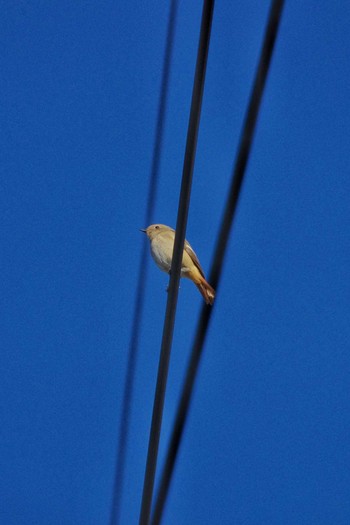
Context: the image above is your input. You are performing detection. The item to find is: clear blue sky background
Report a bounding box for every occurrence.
[1,1,350,524]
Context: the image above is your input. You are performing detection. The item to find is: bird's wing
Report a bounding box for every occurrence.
[184,240,205,277]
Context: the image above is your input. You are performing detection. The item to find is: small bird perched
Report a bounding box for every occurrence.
[141,224,215,305]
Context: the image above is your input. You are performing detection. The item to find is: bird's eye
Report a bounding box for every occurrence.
[155,225,159,229]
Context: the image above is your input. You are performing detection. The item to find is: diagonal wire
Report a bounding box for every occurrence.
[151,1,286,523]
[109,2,179,524]
[138,1,215,524]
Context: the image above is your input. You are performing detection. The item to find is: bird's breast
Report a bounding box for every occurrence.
[150,236,174,273]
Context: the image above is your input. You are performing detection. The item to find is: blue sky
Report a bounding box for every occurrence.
[1,1,350,524]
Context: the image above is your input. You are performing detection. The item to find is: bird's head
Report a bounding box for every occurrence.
[140,224,173,240]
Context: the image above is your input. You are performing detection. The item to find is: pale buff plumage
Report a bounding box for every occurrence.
[141,224,215,305]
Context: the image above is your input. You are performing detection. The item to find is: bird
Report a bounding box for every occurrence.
[141,224,215,305]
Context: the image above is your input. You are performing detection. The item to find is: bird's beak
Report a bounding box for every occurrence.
[140,228,147,233]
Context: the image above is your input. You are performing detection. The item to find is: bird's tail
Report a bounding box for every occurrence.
[196,276,215,305]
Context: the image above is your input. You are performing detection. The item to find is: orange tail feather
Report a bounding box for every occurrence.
[196,277,215,305]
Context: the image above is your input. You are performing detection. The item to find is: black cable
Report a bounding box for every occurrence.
[151,1,285,523]
[138,1,215,524]
[109,2,179,524]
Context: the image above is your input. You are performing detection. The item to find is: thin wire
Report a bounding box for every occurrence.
[109,2,179,524]
[138,1,215,524]
[151,1,285,523]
